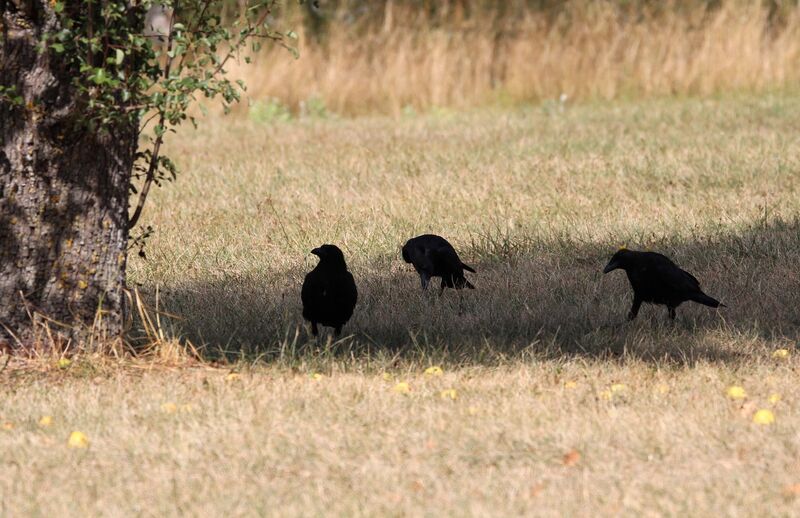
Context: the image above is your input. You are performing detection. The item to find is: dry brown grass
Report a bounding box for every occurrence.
[3,361,800,515]
[232,1,800,115]
[3,94,800,515]
[131,94,800,364]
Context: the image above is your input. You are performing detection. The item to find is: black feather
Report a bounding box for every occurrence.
[603,249,724,321]
[402,234,476,291]
[301,244,358,336]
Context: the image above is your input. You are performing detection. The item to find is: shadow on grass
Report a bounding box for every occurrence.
[135,217,800,367]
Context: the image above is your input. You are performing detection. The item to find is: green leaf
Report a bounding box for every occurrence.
[90,68,108,85]
[41,0,296,229]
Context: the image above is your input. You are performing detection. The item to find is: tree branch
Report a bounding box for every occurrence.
[128,0,283,231]
[127,0,180,231]
[211,1,276,76]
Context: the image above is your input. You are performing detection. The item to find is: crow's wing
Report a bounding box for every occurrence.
[680,269,701,288]
[430,243,464,275]
[652,260,702,293]
[301,269,329,316]
[338,271,358,316]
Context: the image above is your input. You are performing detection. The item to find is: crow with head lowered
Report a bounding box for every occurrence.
[603,248,724,321]
[301,244,358,336]
[402,234,476,294]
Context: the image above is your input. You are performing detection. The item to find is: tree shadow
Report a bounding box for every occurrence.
[137,217,800,367]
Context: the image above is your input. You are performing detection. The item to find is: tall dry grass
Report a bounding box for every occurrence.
[231,1,800,114]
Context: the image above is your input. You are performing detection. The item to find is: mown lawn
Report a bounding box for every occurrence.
[3,95,800,515]
[2,361,799,515]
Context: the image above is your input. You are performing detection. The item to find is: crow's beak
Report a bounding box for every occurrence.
[311,247,322,257]
[602,260,619,274]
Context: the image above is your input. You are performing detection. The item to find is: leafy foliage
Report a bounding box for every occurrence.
[43,0,295,231]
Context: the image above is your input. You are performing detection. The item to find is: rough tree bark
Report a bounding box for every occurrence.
[0,1,138,346]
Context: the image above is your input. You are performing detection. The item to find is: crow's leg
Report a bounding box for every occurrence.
[311,322,319,336]
[420,273,431,291]
[628,297,642,321]
[334,325,342,337]
[668,307,676,320]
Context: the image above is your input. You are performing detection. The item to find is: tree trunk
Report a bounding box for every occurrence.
[0,2,136,347]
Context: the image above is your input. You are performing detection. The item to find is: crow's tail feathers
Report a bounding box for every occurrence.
[692,292,724,308]
[461,263,476,273]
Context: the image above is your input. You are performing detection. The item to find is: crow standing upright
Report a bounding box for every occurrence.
[603,248,724,320]
[402,234,476,293]
[301,244,358,336]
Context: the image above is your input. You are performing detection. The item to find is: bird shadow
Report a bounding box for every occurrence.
[133,217,800,367]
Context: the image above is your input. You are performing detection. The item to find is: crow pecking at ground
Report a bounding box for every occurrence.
[402,234,476,293]
[301,244,358,336]
[603,248,725,321]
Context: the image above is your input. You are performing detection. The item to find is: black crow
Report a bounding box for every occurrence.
[402,234,476,293]
[301,244,358,336]
[603,248,724,320]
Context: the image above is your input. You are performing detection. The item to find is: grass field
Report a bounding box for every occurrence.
[4,95,800,515]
